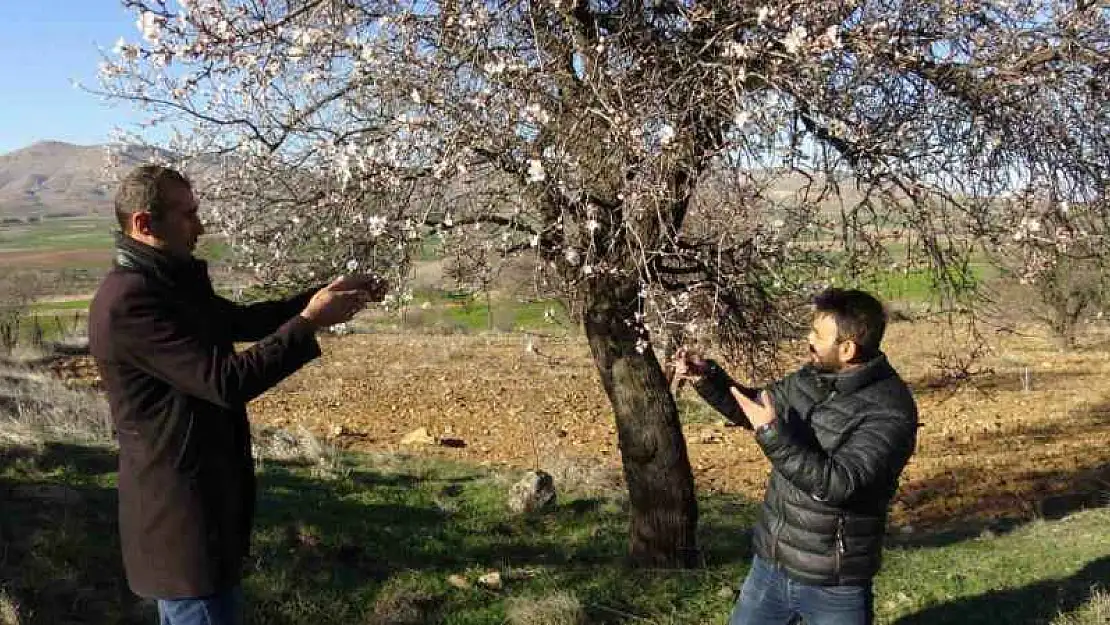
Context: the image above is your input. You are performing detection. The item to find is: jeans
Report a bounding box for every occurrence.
[157,586,244,625]
[729,557,873,625]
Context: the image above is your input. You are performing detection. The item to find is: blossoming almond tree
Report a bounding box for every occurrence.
[96,0,1108,565]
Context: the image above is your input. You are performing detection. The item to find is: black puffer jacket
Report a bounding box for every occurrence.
[695,355,917,586]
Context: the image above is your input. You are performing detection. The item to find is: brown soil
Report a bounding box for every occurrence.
[53,319,1110,532]
[0,249,111,269]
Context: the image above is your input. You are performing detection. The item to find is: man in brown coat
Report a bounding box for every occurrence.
[89,165,385,625]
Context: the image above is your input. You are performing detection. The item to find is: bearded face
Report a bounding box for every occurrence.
[807,313,855,373]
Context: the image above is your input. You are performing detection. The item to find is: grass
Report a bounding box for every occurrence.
[1,422,1107,625]
[826,263,995,304]
[365,290,572,335]
[0,218,114,253]
[27,300,91,313]
[1,312,87,349]
[0,217,227,258]
[1053,589,1110,625]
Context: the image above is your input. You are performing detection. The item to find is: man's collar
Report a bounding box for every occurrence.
[813,353,895,395]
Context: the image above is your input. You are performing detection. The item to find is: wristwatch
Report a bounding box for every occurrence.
[754,420,777,441]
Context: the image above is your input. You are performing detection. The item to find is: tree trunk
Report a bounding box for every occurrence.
[583,277,699,567]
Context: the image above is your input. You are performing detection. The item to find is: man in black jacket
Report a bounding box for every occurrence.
[674,289,917,625]
[89,165,386,625]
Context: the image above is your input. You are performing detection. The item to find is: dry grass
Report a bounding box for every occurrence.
[0,366,110,443]
[365,584,443,625]
[1052,588,1110,625]
[0,590,19,625]
[505,591,586,625]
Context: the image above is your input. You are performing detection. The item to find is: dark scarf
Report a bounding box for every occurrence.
[113,232,210,294]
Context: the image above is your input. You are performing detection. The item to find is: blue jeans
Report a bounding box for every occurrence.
[157,586,243,625]
[729,557,873,625]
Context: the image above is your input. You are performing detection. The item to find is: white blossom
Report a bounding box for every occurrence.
[657,123,676,146]
[366,215,388,237]
[527,159,546,183]
[782,26,807,55]
[98,62,122,79]
[136,11,162,43]
[525,103,551,125]
[721,42,750,59]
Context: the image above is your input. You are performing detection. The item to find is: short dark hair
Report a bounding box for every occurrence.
[114,165,192,233]
[813,288,887,360]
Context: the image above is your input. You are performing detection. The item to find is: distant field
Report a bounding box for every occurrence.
[0,217,114,252]
[0,216,231,278]
[0,217,114,270]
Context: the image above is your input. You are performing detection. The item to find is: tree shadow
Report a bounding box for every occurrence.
[905,369,1101,399]
[0,441,762,625]
[889,395,1110,549]
[891,556,1110,625]
[0,443,152,625]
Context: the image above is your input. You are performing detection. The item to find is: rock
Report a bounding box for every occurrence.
[400,427,436,446]
[717,586,736,599]
[507,470,556,514]
[477,571,503,591]
[447,574,471,590]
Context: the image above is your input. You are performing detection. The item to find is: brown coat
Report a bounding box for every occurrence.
[89,235,321,599]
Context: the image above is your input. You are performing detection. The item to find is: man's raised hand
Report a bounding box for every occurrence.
[299,278,370,329]
[330,273,390,302]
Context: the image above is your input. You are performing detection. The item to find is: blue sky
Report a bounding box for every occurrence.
[0,1,140,154]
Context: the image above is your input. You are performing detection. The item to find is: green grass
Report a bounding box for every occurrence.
[0,218,115,252]
[2,437,1107,625]
[438,298,568,332]
[195,235,231,262]
[1,312,87,348]
[375,290,572,334]
[28,299,91,313]
[821,262,995,304]
[0,217,228,265]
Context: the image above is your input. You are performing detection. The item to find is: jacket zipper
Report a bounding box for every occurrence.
[834,516,846,581]
[770,512,784,562]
